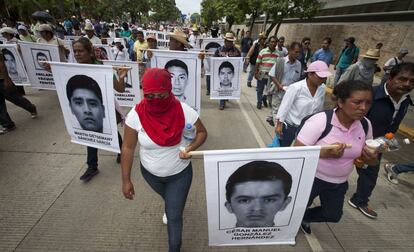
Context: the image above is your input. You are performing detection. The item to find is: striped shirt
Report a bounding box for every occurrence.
[256,47,279,74]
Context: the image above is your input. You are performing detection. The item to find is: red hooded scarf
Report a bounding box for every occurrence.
[135,68,185,146]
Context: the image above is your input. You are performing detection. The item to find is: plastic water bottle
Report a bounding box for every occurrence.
[183,123,196,145]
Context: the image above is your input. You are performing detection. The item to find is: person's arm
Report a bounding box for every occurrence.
[121,125,138,200]
[179,118,208,159]
[275,85,297,135]
[269,61,283,91]
[113,68,128,92]
[254,50,263,79]
[337,65,355,86]
[294,140,347,159]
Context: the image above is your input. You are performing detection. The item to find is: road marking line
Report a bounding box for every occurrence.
[237,93,325,252]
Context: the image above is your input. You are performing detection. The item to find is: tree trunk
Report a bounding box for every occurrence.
[262,12,268,32]
[58,0,65,19]
[273,21,282,37]
[265,22,276,36]
[249,13,256,33]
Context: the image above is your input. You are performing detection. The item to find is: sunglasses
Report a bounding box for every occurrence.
[144,93,170,100]
[304,42,310,45]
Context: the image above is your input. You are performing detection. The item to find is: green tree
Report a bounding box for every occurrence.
[201,0,220,27]
[263,0,323,36]
[149,0,181,23]
[190,13,201,25]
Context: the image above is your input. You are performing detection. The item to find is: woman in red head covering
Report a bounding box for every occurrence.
[121,68,207,251]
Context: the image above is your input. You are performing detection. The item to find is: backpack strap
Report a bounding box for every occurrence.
[360,117,369,137]
[318,109,334,141]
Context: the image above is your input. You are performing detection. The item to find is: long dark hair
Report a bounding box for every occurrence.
[73,37,97,63]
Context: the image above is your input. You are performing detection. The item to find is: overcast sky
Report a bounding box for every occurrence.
[176,0,202,15]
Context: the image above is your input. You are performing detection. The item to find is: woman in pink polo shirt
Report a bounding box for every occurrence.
[294,80,378,235]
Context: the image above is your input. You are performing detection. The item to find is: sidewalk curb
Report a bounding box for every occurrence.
[325,87,414,139]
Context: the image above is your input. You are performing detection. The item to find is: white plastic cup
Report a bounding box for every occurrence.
[365,139,380,153]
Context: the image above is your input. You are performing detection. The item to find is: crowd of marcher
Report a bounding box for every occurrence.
[1,15,413,252]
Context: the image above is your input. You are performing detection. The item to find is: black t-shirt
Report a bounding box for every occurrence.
[210,27,219,38]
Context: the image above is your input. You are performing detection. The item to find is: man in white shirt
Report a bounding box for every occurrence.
[84,23,102,45]
[188,28,200,48]
[274,61,332,147]
[380,48,408,85]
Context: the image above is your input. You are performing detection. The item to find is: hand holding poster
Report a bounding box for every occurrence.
[19,41,60,89]
[210,57,243,100]
[203,146,320,246]
[50,62,121,153]
[102,60,141,107]
[0,44,30,85]
[150,49,201,112]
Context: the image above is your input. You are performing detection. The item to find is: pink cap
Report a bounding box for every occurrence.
[305,60,332,78]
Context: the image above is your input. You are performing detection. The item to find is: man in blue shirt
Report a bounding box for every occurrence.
[333,37,359,86]
[311,37,333,67]
[348,62,414,219]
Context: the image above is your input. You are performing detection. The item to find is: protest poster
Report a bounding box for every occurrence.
[50,62,120,153]
[0,44,30,85]
[203,146,321,246]
[102,60,141,107]
[210,57,243,100]
[201,38,224,76]
[150,49,201,112]
[19,41,60,90]
[64,40,76,63]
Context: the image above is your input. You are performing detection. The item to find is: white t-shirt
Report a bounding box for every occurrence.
[125,102,199,177]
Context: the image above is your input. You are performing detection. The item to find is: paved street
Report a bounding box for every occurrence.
[1,72,413,252]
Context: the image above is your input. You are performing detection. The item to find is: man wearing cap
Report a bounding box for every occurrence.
[0,27,18,44]
[333,37,360,86]
[273,60,331,146]
[337,49,380,86]
[132,30,148,63]
[83,23,102,45]
[37,24,69,62]
[380,48,409,85]
[213,32,241,110]
[17,25,36,42]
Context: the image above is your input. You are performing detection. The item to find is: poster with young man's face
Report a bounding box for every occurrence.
[210,57,243,100]
[0,44,30,85]
[203,146,321,246]
[19,41,61,89]
[202,39,224,76]
[49,62,120,153]
[102,60,141,107]
[150,49,201,113]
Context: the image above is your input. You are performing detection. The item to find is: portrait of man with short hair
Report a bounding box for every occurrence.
[218,61,235,90]
[224,161,293,228]
[165,59,189,102]
[66,75,105,133]
[31,50,50,70]
[1,48,27,82]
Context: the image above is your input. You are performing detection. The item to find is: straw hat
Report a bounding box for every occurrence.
[0,27,15,35]
[38,24,53,32]
[84,23,94,31]
[258,32,267,39]
[362,49,380,60]
[224,32,235,42]
[169,29,191,48]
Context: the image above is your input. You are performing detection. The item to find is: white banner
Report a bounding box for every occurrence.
[210,57,243,100]
[201,39,224,76]
[50,62,120,153]
[150,49,201,112]
[0,44,30,85]
[102,60,141,107]
[64,36,81,41]
[19,41,60,90]
[93,44,114,60]
[203,146,321,246]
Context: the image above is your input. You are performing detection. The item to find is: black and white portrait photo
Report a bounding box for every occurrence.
[203,41,222,76]
[50,62,121,153]
[203,147,321,246]
[0,45,29,85]
[19,41,60,89]
[151,49,201,112]
[210,57,243,100]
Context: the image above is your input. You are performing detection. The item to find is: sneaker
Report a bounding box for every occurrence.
[256,103,262,109]
[385,163,399,185]
[300,221,311,235]
[0,125,16,135]
[31,107,38,119]
[358,205,378,219]
[262,98,268,108]
[219,104,225,110]
[79,168,99,182]
[347,198,358,209]
[162,213,168,225]
[116,154,121,164]
[266,117,275,127]
[247,82,252,88]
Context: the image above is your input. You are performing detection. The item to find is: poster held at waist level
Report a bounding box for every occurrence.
[210,57,243,100]
[19,41,60,90]
[50,62,120,153]
[102,60,141,107]
[0,44,30,85]
[150,49,201,113]
[203,146,320,246]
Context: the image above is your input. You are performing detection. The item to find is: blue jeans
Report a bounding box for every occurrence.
[141,163,193,252]
[350,154,382,207]
[280,122,299,147]
[333,67,346,87]
[256,78,268,106]
[86,132,123,169]
[242,52,248,71]
[393,161,414,174]
[304,177,348,223]
[206,75,210,93]
[247,64,256,84]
